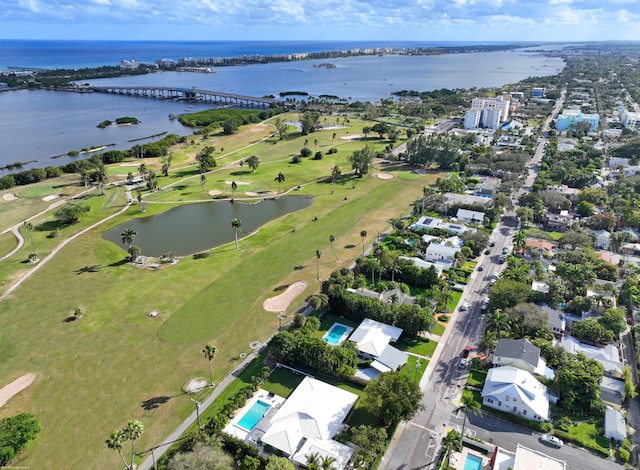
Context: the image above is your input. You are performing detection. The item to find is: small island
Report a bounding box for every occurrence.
[115,116,140,125]
[312,63,336,68]
[97,120,112,128]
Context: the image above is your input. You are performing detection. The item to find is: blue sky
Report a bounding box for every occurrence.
[1,0,639,41]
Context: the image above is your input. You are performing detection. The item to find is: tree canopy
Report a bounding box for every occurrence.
[0,413,41,466]
[363,371,424,426]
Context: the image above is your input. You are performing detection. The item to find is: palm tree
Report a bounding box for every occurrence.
[22,221,34,256]
[315,250,322,281]
[200,171,206,192]
[486,308,510,340]
[123,420,144,470]
[513,230,526,249]
[120,227,137,249]
[306,453,321,470]
[105,429,128,469]
[231,181,238,199]
[275,172,286,193]
[231,218,242,250]
[138,163,148,181]
[458,390,481,450]
[332,132,337,145]
[360,230,367,255]
[320,455,337,470]
[331,166,341,194]
[479,329,498,352]
[202,344,217,386]
[239,161,245,180]
[329,235,340,262]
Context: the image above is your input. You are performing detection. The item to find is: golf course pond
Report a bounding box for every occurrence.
[103,195,313,257]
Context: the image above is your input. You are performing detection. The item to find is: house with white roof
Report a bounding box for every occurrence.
[589,229,611,249]
[456,208,485,224]
[444,235,464,248]
[259,377,358,469]
[424,243,459,263]
[492,444,566,470]
[539,305,566,335]
[349,318,407,375]
[481,366,554,421]
[399,256,447,275]
[559,336,623,377]
[604,409,627,442]
[413,216,443,231]
[443,192,492,207]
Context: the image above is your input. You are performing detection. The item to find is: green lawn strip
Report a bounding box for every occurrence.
[554,421,610,455]
[260,367,305,398]
[400,355,428,382]
[524,227,563,241]
[432,322,446,336]
[396,336,438,358]
[318,312,360,332]
[466,370,487,388]
[446,291,463,312]
[0,231,17,258]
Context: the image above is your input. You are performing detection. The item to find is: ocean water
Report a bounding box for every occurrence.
[0,40,508,70]
[0,41,565,174]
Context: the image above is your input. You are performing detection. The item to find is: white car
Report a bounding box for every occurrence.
[539,434,563,448]
[460,302,469,312]
[458,358,467,369]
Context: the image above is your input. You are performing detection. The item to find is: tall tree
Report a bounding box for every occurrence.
[105,429,128,469]
[245,155,260,172]
[231,181,238,198]
[360,230,367,255]
[239,161,245,180]
[348,145,376,177]
[202,344,217,386]
[458,390,481,450]
[273,117,288,140]
[331,166,341,195]
[124,420,144,470]
[275,172,286,193]
[160,153,173,177]
[120,227,137,249]
[363,371,424,427]
[316,249,322,281]
[486,308,511,340]
[231,218,242,250]
[329,235,340,262]
[22,221,34,256]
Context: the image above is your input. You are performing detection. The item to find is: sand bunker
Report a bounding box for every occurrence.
[376,173,394,180]
[340,134,361,140]
[119,163,140,167]
[226,180,250,185]
[2,193,18,201]
[42,194,60,202]
[0,373,36,408]
[209,190,223,196]
[183,378,207,393]
[263,281,308,312]
[245,191,276,196]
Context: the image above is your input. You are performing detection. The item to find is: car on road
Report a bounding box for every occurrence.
[480,298,489,311]
[489,274,499,285]
[490,242,495,247]
[539,434,563,448]
[477,265,484,271]
[502,247,509,255]
[460,302,469,312]
[484,249,491,255]
[462,345,472,357]
[458,358,467,369]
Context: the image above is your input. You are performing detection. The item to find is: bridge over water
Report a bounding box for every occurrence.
[90,85,282,109]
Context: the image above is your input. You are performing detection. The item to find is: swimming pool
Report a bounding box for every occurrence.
[237,400,271,431]
[323,323,353,346]
[463,453,483,470]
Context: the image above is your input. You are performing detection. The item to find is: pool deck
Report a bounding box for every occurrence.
[223,389,286,441]
[449,448,490,470]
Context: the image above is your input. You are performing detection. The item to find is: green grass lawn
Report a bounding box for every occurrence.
[396,336,438,358]
[466,370,487,388]
[401,355,428,382]
[525,227,563,241]
[317,312,360,332]
[261,367,305,399]
[556,421,610,455]
[432,322,446,336]
[0,116,435,469]
[446,291,463,312]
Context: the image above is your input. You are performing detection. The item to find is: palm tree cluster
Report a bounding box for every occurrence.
[105,420,144,470]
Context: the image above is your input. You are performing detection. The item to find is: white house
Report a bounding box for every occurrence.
[413,216,443,231]
[424,243,459,263]
[259,377,358,469]
[540,306,566,335]
[589,229,611,250]
[492,444,567,470]
[604,409,627,442]
[492,339,549,377]
[444,193,492,207]
[399,256,447,275]
[456,208,485,224]
[600,376,625,405]
[559,336,623,377]
[349,318,408,374]
[481,366,553,421]
[438,222,476,236]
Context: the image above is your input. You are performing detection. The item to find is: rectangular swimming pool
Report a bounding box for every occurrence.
[463,454,483,470]
[237,400,271,431]
[323,322,353,346]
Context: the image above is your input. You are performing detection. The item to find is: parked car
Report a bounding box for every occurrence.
[484,249,491,255]
[477,265,484,272]
[462,345,472,357]
[502,247,509,255]
[458,358,467,369]
[480,298,489,311]
[460,302,469,312]
[539,434,563,448]
[490,242,495,247]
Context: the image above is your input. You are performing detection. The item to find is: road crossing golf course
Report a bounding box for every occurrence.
[0,113,438,468]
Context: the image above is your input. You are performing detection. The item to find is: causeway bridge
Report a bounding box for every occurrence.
[90,85,282,109]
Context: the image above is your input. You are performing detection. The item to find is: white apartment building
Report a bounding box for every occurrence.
[622,110,640,130]
[464,96,510,129]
